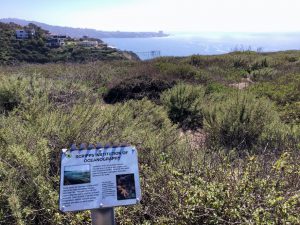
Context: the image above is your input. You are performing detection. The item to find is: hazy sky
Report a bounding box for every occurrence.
[1,0,300,32]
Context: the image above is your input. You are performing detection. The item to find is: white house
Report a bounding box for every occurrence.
[78,40,98,47]
[16,30,29,39]
[16,29,35,39]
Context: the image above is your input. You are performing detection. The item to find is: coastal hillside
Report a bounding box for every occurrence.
[0,51,299,224]
[0,18,168,38]
[0,22,139,64]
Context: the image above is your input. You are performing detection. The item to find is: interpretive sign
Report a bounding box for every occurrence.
[59,146,141,212]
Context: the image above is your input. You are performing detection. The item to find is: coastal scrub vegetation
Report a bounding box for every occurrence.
[161,83,205,130]
[0,22,135,64]
[0,50,300,224]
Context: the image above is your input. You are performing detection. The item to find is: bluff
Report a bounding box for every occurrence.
[0,22,139,64]
[0,18,168,38]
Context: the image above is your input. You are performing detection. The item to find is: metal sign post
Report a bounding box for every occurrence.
[91,208,115,225]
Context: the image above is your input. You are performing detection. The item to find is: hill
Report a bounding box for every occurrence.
[0,18,168,38]
[0,22,139,64]
[0,51,299,224]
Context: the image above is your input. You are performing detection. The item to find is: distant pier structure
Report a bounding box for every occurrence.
[136,50,161,60]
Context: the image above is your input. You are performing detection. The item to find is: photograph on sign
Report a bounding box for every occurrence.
[59,146,141,212]
[116,174,136,200]
[64,165,91,185]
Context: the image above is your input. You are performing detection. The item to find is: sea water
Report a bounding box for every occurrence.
[103,32,300,60]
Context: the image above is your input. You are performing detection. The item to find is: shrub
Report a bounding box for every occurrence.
[156,62,197,80]
[259,120,300,152]
[280,102,300,125]
[204,92,281,150]
[189,55,202,67]
[161,83,205,130]
[250,58,269,71]
[194,70,211,84]
[0,95,184,225]
[205,82,234,95]
[180,152,300,224]
[104,76,174,104]
[250,68,277,81]
[233,56,249,70]
[0,76,24,113]
[0,75,48,114]
[285,55,299,63]
[250,74,300,105]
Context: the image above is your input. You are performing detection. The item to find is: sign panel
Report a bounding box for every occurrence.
[59,146,141,212]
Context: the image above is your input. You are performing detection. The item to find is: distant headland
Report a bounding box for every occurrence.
[0,18,169,38]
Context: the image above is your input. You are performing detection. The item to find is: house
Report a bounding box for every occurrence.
[78,40,98,47]
[51,35,67,39]
[46,38,65,47]
[16,29,35,39]
[46,34,67,48]
[16,30,28,39]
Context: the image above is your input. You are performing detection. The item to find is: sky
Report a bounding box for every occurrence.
[1,0,300,32]
[65,165,90,173]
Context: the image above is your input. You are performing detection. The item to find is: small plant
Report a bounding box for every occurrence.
[250,68,277,81]
[189,55,202,67]
[280,102,300,125]
[285,55,299,63]
[156,62,197,79]
[233,56,249,69]
[205,82,233,95]
[0,76,24,113]
[250,58,269,71]
[161,83,205,130]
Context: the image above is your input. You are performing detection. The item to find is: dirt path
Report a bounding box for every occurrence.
[229,77,254,90]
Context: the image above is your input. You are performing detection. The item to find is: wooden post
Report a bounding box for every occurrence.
[91,208,115,225]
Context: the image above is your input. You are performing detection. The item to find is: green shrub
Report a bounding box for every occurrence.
[250,74,300,105]
[233,56,249,70]
[250,68,277,81]
[259,120,300,151]
[204,92,281,150]
[194,70,211,84]
[0,76,24,113]
[156,62,197,79]
[0,93,184,224]
[161,83,205,130]
[205,82,234,95]
[189,55,202,67]
[180,153,300,224]
[280,102,300,125]
[251,58,269,71]
[285,55,299,63]
[233,56,270,73]
[0,75,48,114]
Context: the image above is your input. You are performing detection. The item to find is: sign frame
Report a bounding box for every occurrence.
[59,146,141,212]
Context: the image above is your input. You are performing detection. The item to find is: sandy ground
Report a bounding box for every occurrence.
[229,77,254,90]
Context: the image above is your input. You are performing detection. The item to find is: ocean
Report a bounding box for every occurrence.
[102,32,300,60]
[64,171,90,185]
